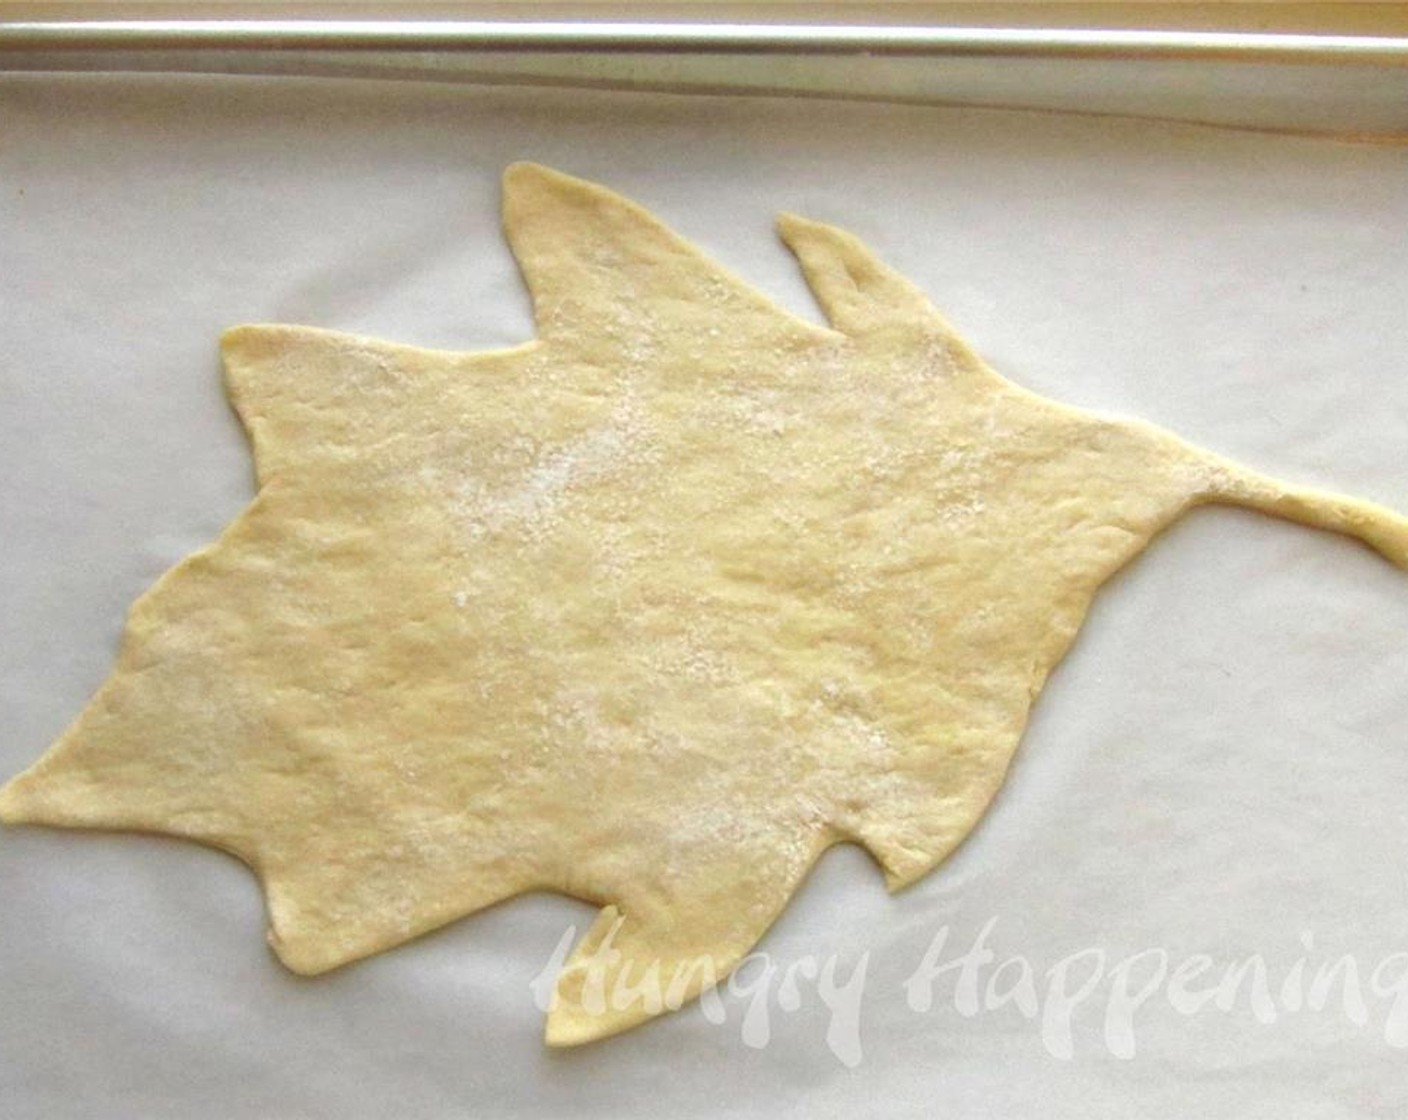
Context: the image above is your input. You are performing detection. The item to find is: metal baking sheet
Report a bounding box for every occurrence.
[3,14,1408,136]
[2,60,1407,1118]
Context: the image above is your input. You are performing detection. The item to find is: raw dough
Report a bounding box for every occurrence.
[3,163,1406,1046]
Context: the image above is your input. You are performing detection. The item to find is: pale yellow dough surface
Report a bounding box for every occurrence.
[3,164,1407,1046]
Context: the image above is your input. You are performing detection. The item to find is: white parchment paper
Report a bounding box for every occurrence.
[2,74,1407,1119]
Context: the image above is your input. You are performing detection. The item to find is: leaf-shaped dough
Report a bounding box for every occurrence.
[3,163,1407,1046]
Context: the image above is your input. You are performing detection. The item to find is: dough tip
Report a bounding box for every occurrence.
[0,776,36,825]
